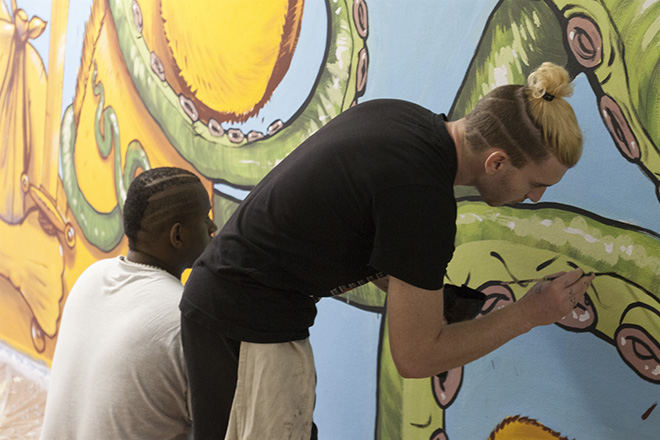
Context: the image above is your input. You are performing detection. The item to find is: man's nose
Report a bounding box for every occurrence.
[208,219,219,234]
[526,187,547,202]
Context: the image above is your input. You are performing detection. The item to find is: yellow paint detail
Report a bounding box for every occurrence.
[0,6,47,223]
[490,416,569,440]
[135,0,305,121]
[43,0,69,196]
[161,0,301,116]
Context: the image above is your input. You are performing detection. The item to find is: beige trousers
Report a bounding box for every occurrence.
[225,338,316,440]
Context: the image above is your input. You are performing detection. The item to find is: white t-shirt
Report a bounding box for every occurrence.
[41,257,191,440]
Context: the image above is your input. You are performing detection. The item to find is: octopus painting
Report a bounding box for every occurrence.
[0,0,369,361]
[0,0,659,438]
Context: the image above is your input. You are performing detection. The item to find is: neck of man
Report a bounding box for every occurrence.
[125,249,181,280]
[445,118,475,186]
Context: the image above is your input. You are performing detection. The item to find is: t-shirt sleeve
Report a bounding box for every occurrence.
[369,185,456,290]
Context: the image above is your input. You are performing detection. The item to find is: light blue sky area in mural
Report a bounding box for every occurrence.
[311,299,381,439]
[20,0,93,115]
[18,0,51,68]
[448,326,660,439]
[543,73,660,233]
[61,0,93,110]
[359,0,499,112]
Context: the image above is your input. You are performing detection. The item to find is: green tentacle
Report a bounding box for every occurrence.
[60,104,124,251]
[449,0,567,119]
[123,140,151,193]
[92,64,150,212]
[108,0,367,186]
[60,67,151,251]
[454,200,660,296]
[555,0,660,190]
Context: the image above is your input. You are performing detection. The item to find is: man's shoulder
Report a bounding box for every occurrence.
[85,256,120,270]
[72,258,119,283]
[353,98,433,115]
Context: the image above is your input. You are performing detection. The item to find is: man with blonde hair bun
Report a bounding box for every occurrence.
[181,62,595,439]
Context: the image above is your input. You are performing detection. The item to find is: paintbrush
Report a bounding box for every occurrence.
[501,272,594,286]
[500,275,561,286]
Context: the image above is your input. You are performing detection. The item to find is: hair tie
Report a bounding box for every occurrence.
[542,92,554,102]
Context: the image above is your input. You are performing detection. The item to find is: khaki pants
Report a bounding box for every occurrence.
[225,338,316,440]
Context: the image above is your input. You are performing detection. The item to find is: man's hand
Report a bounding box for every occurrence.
[517,268,595,327]
[386,270,595,379]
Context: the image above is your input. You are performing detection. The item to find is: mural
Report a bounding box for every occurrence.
[0,0,367,361]
[0,0,658,438]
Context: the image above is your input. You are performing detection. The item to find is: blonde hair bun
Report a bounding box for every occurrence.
[526,62,574,101]
[524,62,582,167]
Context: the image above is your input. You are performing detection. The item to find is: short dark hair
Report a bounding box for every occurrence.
[123,167,203,249]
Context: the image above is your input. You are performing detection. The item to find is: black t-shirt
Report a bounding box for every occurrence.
[181,99,458,342]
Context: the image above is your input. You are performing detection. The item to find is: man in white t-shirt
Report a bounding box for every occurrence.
[41,167,217,440]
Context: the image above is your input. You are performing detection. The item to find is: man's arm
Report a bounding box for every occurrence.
[386,268,594,378]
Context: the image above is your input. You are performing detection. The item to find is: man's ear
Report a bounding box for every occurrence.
[484,150,508,174]
[169,223,184,249]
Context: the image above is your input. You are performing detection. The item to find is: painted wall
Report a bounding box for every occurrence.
[0,0,658,438]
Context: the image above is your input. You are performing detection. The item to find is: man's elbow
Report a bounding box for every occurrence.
[395,364,426,379]
[392,354,436,379]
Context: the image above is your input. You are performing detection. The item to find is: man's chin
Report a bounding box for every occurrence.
[484,199,523,207]
[477,192,518,207]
